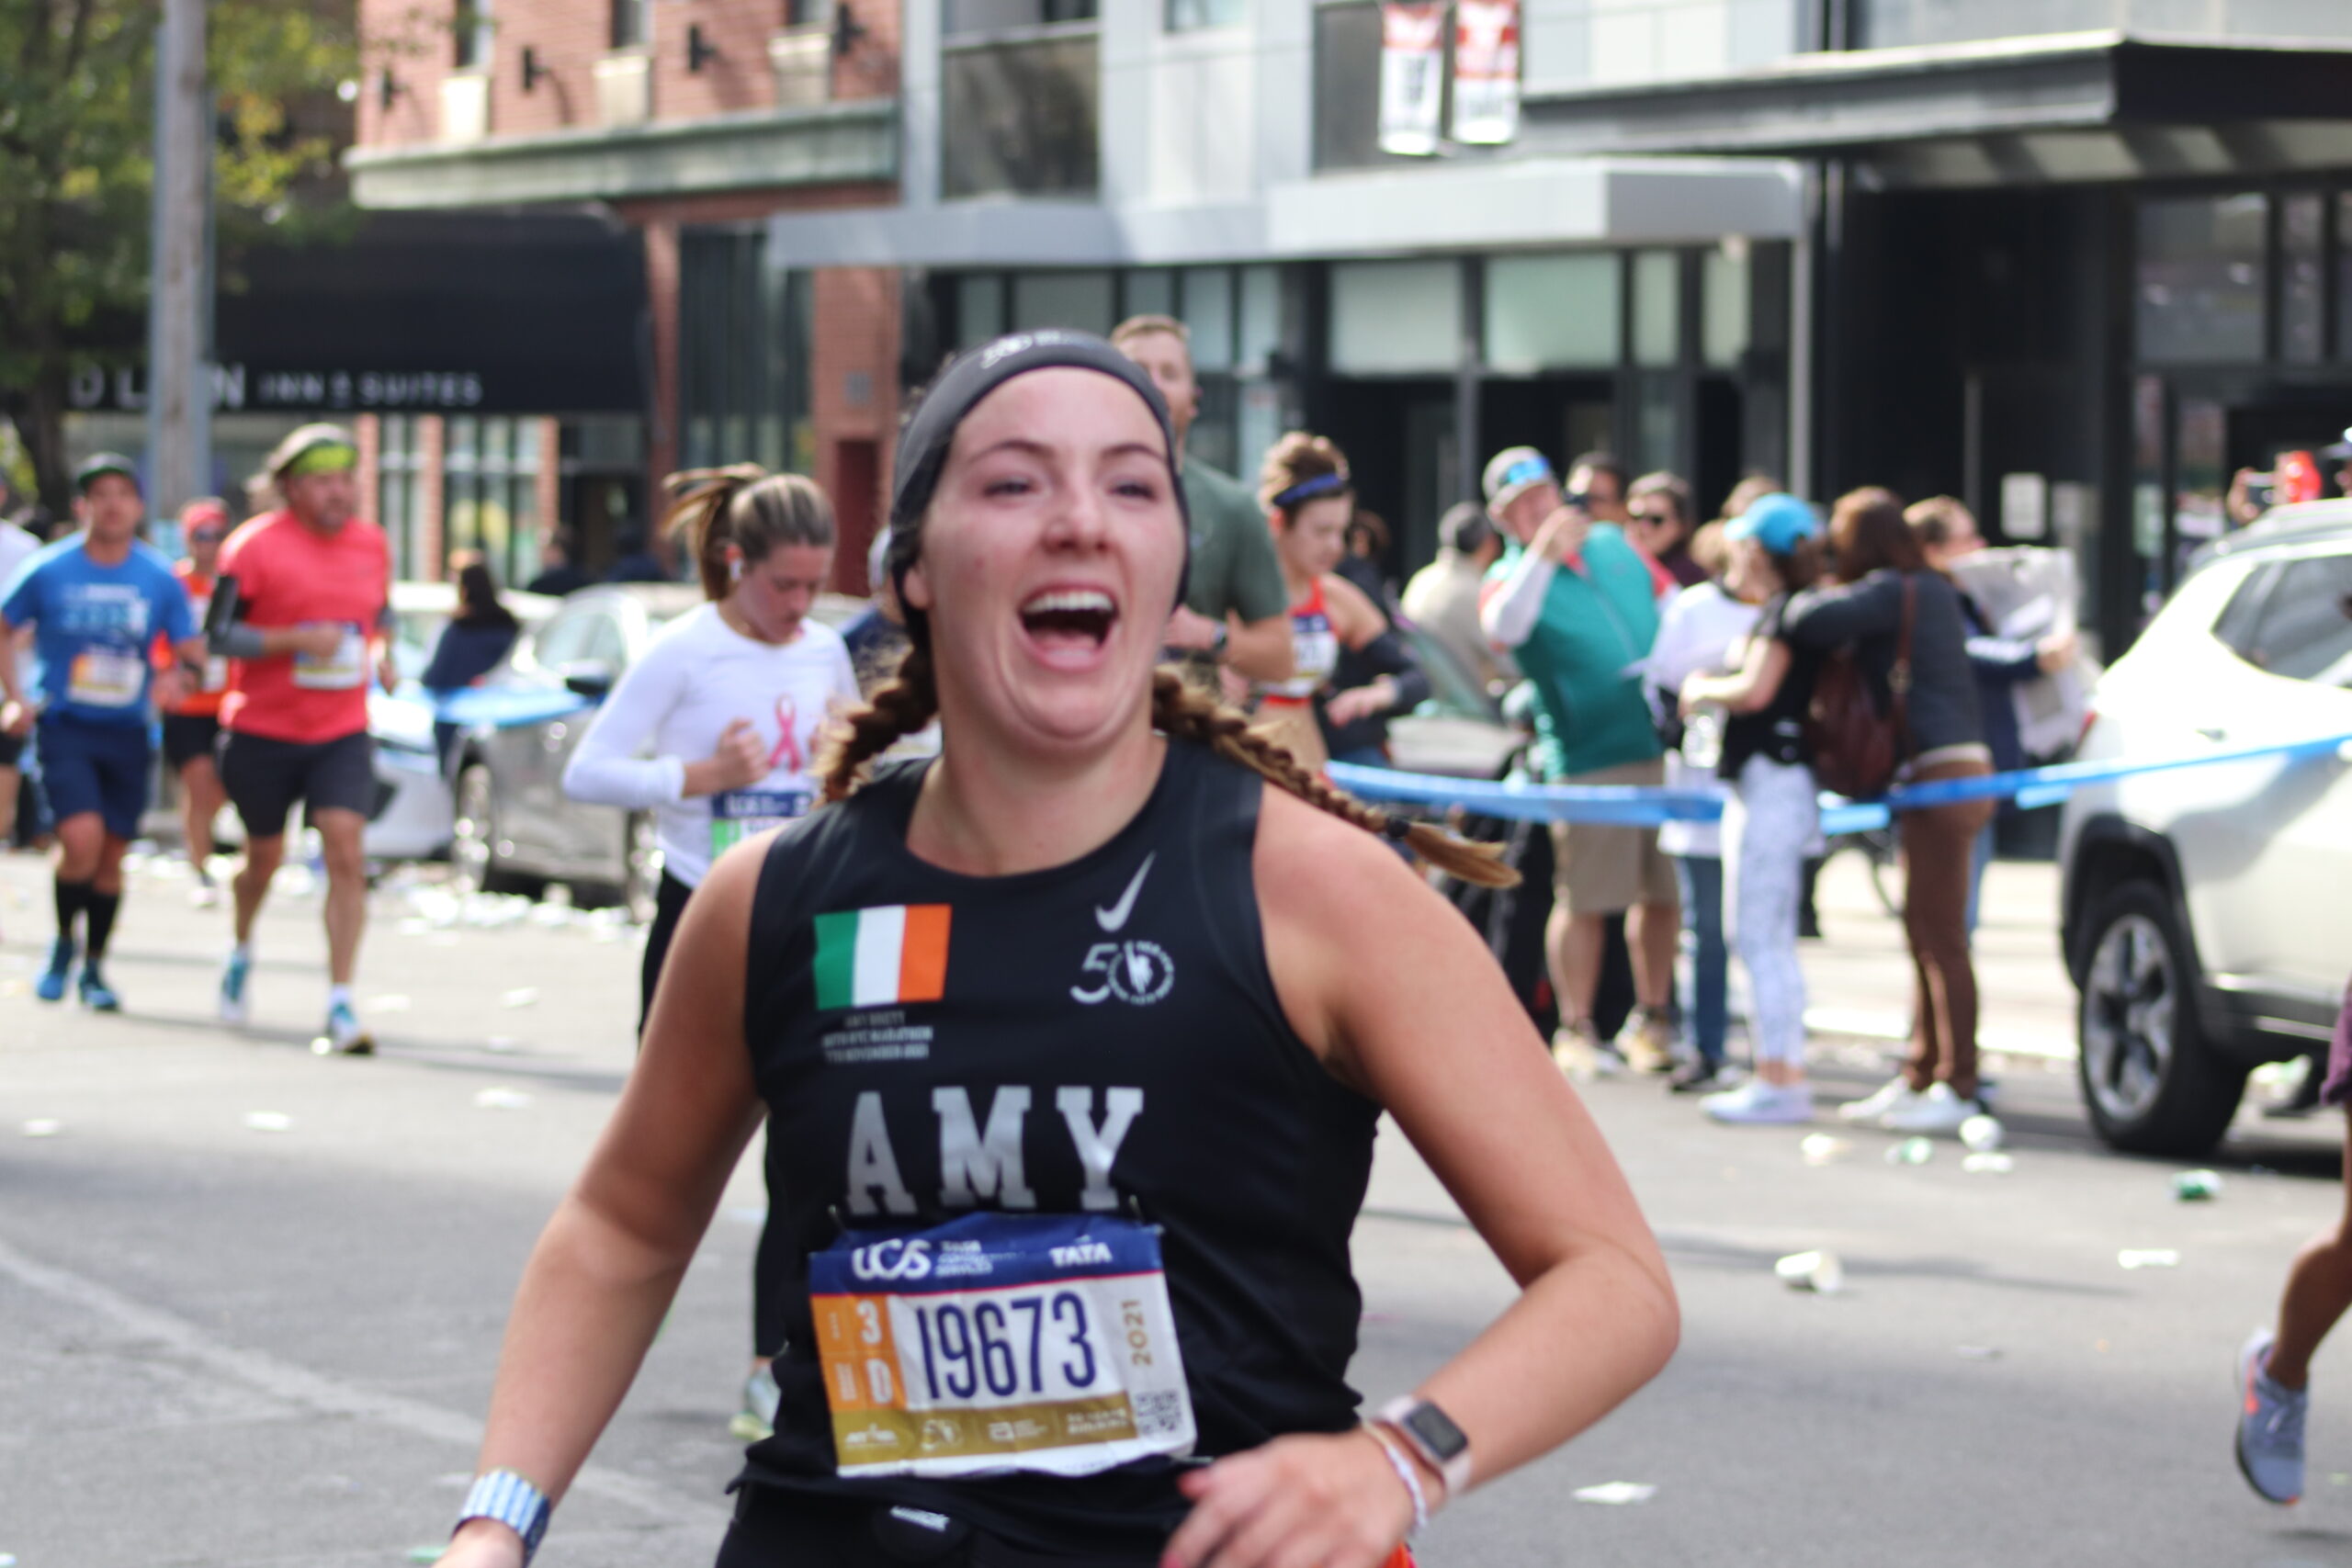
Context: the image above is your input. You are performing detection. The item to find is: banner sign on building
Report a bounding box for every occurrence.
[1452,0,1521,146]
[1377,1,1446,157]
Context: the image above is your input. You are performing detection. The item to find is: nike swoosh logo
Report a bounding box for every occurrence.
[1095,852,1156,933]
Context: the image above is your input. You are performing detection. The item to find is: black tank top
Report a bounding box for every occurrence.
[734,738,1381,1556]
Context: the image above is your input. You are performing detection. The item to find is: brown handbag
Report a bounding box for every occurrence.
[1804,573,1917,799]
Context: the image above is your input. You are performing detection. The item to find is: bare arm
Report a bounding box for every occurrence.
[1167,794,1677,1568]
[440,845,768,1565]
[1221,610,1295,684]
[1681,635,1792,716]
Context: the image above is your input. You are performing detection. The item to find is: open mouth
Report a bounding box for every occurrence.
[1019,588,1118,652]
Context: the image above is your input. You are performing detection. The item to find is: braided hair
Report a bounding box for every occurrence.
[816,661,1515,888]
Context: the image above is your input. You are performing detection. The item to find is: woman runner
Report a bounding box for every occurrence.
[156,497,235,906]
[435,333,1676,1568]
[1250,434,1428,773]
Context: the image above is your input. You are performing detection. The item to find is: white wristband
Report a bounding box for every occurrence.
[1364,1424,1430,1537]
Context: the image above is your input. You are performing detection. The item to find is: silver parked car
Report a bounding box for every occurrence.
[445,585,869,918]
[2058,503,2352,1155]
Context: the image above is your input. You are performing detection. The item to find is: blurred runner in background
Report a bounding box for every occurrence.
[211,424,397,1055]
[157,497,234,906]
[0,454,204,1011]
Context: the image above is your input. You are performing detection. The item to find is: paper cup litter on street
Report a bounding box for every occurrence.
[2118,1248,2180,1269]
[1774,1249,1844,1294]
[1799,1134,1849,1166]
[2173,1169,2222,1201]
[243,1111,294,1134]
[1962,1152,2015,1175]
[1572,1483,1657,1506]
[1885,1137,1934,1166]
[1958,1113,2006,1152]
[21,1119,62,1138]
[473,1088,534,1111]
[500,987,539,1009]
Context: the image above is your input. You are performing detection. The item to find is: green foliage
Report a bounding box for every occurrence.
[0,0,357,508]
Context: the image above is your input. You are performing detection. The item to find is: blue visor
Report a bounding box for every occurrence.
[1272,470,1350,510]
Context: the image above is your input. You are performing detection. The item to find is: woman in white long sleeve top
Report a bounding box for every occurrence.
[561,468,857,1028]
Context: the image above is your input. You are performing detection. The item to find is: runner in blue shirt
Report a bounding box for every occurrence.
[0,453,205,1010]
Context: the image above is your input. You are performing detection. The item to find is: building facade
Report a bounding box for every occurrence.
[347,0,906,585]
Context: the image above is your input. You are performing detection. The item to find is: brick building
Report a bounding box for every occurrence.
[345,0,904,590]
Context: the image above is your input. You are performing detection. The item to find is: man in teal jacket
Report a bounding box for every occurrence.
[1478,446,1679,1077]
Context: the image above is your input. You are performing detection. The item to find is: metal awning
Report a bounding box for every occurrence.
[1518,31,2352,187]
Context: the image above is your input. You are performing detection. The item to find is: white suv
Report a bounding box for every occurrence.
[2058,504,2352,1155]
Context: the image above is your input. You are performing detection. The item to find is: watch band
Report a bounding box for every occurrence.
[456,1470,552,1564]
[1376,1396,1474,1499]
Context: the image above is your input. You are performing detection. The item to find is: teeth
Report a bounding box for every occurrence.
[1022,590,1114,615]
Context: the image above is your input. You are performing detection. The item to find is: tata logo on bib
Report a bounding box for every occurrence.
[850,1237,935,1281]
[1071,941,1174,1007]
[1050,1241,1114,1268]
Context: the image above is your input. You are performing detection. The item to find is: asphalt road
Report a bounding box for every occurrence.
[2,844,2347,1568]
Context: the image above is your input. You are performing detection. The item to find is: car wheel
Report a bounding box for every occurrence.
[2075,879,2245,1156]
[451,762,527,897]
[621,810,663,925]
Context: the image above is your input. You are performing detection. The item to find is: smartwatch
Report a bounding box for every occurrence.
[1375,1396,1474,1499]
[455,1470,552,1564]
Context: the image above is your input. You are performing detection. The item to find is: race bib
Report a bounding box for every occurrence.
[808,1213,1196,1480]
[710,785,812,857]
[66,648,145,708]
[293,626,366,690]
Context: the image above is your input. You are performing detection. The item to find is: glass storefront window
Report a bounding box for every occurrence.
[1483,254,1619,372]
[2137,195,2266,364]
[1181,267,1236,371]
[2283,193,2324,366]
[1329,259,1461,375]
[1632,250,1680,368]
[1238,265,1282,375]
[1702,246,1750,370]
[1012,271,1115,337]
[1122,270,1175,322]
[957,275,1005,347]
[1166,0,1245,27]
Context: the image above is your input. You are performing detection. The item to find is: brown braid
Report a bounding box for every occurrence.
[1150,671,1516,886]
[817,642,941,803]
[815,661,1515,886]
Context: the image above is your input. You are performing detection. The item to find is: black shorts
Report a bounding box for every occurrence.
[0,728,22,769]
[162,712,221,771]
[718,1487,1159,1568]
[218,728,377,840]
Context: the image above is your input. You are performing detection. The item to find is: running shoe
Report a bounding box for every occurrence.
[1550,1021,1622,1081]
[1702,1079,1815,1124]
[2236,1327,2306,1505]
[1668,1060,1727,1094]
[1837,1077,1920,1125]
[730,1363,781,1442]
[1614,1006,1678,1074]
[34,938,74,1003]
[76,967,121,1013]
[313,999,373,1056]
[188,877,220,910]
[218,950,252,1025]
[1880,1082,1978,1136]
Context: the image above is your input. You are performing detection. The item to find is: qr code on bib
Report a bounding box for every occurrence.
[1134,1390,1185,1438]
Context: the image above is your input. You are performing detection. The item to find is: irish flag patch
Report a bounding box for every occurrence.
[813,905,952,1010]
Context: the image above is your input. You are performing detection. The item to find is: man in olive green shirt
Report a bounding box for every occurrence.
[1114,316,1294,684]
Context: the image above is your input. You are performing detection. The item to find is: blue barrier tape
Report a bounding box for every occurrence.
[1329,729,2352,831]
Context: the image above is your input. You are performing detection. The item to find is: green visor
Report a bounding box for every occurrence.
[74,451,141,495]
[283,441,358,478]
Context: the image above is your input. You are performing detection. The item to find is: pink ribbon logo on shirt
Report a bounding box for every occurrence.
[769,695,803,773]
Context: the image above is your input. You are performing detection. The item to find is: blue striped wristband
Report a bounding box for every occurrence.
[456,1469,552,1563]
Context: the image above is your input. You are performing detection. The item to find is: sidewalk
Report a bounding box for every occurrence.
[1800,851,2075,1062]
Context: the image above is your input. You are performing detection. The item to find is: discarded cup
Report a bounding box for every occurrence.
[243,1111,294,1134]
[2118,1248,2180,1269]
[1571,1482,1657,1506]
[500,987,540,1009]
[1774,1249,1844,1294]
[21,1119,62,1138]
[1799,1133,1850,1167]
[407,1548,445,1564]
[1962,1152,2015,1175]
[473,1088,535,1111]
[1885,1136,1934,1166]
[2173,1169,2223,1202]
[365,994,413,1014]
[1958,1113,2005,1153]
[1953,1345,2001,1360]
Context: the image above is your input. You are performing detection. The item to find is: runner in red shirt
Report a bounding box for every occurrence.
[154,497,235,906]
[210,425,396,1053]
